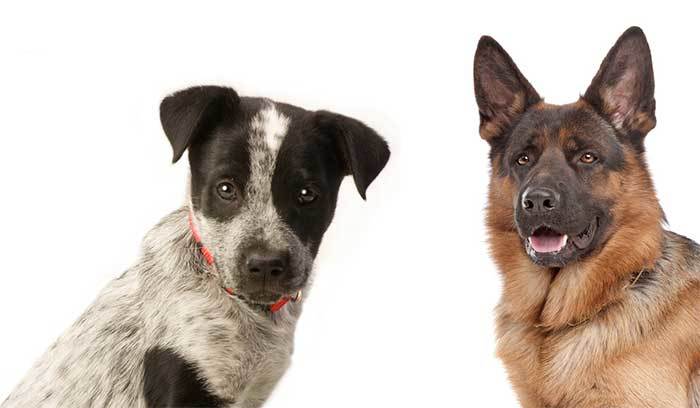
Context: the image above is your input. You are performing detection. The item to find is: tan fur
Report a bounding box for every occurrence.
[488,128,700,407]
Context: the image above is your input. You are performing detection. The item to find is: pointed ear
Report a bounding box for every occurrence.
[473,36,541,143]
[160,86,240,163]
[313,111,390,200]
[583,27,656,138]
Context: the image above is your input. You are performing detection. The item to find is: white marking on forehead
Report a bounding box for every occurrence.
[251,104,290,153]
[189,102,313,295]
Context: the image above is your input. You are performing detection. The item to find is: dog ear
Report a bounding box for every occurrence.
[473,36,541,143]
[583,27,656,139]
[160,86,240,163]
[313,111,390,200]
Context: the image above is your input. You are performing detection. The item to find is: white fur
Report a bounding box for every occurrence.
[252,103,289,153]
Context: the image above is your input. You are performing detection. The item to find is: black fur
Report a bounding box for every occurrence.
[311,111,391,200]
[583,26,656,150]
[143,347,227,408]
[473,35,542,143]
[160,86,241,163]
[271,114,346,257]
[160,87,390,257]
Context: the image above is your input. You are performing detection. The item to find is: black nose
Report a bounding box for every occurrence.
[246,249,289,278]
[522,187,560,214]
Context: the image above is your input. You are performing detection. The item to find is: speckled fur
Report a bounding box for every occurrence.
[2,105,309,408]
[195,103,313,300]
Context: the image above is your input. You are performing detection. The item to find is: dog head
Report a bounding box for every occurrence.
[475,27,662,268]
[160,86,389,305]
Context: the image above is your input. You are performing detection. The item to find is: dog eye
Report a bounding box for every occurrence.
[580,152,598,164]
[216,182,238,201]
[297,187,318,204]
[516,154,530,166]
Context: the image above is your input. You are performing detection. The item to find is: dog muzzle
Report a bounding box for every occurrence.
[188,210,302,314]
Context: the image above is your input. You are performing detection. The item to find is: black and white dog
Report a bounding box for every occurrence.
[2,86,390,407]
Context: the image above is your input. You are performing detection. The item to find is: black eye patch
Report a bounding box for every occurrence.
[271,127,345,256]
[188,124,252,218]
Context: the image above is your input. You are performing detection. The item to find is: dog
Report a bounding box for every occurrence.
[475,27,700,407]
[2,86,390,407]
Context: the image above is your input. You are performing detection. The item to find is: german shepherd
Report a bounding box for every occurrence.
[474,27,700,407]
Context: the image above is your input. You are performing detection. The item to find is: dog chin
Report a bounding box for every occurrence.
[241,290,293,305]
[525,243,576,267]
[235,281,308,305]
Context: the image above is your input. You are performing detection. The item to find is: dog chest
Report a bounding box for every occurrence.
[497,309,696,407]
[142,326,294,407]
[141,284,298,405]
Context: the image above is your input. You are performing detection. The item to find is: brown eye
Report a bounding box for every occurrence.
[297,187,318,204]
[517,154,530,166]
[580,152,598,164]
[216,182,238,201]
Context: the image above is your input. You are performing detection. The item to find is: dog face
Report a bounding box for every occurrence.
[475,27,659,268]
[160,87,389,304]
[502,105,625,267]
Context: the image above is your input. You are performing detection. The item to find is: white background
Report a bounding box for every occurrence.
[1,1,699,406]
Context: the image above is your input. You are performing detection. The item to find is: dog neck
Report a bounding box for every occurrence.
[187,210,301,314]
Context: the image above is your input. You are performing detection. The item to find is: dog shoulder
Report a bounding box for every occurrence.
[3,269,146,407]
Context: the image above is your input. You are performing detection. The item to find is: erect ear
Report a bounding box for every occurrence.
[583,27,656,138]
[160,86,240,163]
[313,111,390,200]
[473,36,541,143]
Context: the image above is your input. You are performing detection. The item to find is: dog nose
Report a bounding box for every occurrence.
[246,249,288,278]
[522,187,560,214]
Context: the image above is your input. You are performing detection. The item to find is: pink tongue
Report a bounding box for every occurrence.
[529,233,567,253]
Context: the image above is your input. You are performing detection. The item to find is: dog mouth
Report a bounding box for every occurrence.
[570,217,598,250]
[223,265,311,306]
[528,227,568,253]
[524,217,599,264]
[241,291,284,304]
[224,288,302,306]
[226,272,309,306]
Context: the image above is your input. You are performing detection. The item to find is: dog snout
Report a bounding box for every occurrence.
[245,248,290,279]
[521,187,561,215]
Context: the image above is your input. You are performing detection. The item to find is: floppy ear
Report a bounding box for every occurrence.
[160,86,240,163]
[473,36,541,143]
[313,111,390,200]
[583,27,656,139]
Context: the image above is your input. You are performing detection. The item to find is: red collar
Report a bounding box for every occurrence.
[187,211,299,313]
